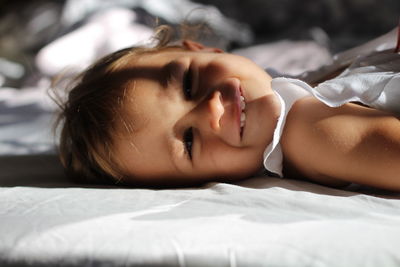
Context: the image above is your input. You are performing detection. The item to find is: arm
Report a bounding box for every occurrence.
[281,97,400,191]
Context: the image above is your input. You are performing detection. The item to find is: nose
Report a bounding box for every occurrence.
[207,90,225,131]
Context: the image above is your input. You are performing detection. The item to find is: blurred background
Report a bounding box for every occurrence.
[0,0,398,89]
[0,0,398,159]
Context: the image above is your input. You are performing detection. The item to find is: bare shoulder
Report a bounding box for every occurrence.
[280,96,400,189]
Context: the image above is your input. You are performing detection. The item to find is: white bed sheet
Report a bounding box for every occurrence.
[1,177,400,266]
[1,29,400,266]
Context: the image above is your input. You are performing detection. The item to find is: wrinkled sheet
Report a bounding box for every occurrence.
[1,26,400,266]
[1,178,400,266]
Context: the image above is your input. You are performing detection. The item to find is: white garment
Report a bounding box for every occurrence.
[263,50,400,177]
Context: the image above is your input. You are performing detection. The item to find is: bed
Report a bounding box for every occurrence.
[2,175,400,266]
[1,4,400,266]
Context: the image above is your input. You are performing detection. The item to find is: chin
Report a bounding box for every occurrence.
[220,166,262,182]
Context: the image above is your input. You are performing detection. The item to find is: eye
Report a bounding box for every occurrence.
[183,127,194,160]
[182,68,193,99]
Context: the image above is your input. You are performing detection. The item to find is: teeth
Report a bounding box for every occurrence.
[240,112,246,127]
[240,96,246,110]
[239,94,246,129]
[240,100,245,110]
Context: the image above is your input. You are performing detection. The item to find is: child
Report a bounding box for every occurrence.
[57,25,400,190]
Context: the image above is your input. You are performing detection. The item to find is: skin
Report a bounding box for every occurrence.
[113,40,281,187]
[281,97,400,191]
[113,40,400,191]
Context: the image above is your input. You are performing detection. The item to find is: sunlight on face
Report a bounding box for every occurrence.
[113,41,281,187]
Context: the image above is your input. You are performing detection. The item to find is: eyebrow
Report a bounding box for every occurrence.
[161,61,174,88]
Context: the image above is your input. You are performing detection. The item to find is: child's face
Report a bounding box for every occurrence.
[114,41,280,187]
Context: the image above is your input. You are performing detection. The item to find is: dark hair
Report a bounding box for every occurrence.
[55,25,179,184]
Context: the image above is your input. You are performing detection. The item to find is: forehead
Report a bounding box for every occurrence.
[117,50,179,127]
[127,47,185,67]
[113,53,185,183]
[115,48,187,91]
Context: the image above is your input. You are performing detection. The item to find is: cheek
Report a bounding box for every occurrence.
[201,57,267,86]
[202,143,264,176]
[199,63,226,89]
[198,55,242,80]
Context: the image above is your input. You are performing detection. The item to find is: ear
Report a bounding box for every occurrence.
[182,40,223,53]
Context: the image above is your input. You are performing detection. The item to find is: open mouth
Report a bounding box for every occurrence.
[239,87,246,137]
